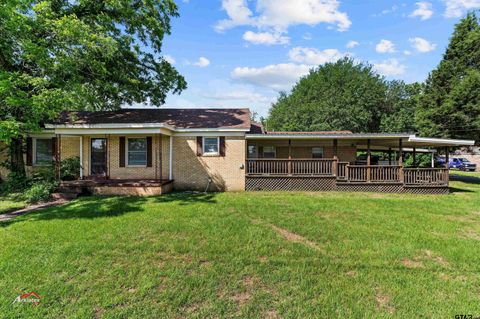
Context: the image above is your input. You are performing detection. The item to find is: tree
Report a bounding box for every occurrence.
[416,12,480,142]
[380,81,423,133]
[0,0,187,176]
[266,58,389,133]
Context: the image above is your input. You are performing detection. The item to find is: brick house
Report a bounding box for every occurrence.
[1,108,475,195]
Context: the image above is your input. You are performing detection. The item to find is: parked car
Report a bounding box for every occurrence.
[449,157,463,169]
[458,158,477,171]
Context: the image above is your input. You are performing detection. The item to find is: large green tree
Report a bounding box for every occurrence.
[0,0,186,175]
[416,12,480,143]
[266,58,390,133]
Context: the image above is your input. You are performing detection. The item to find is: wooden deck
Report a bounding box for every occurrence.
[245,159,449,193]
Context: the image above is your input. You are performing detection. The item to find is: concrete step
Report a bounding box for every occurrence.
[51,192,78,200]
[57,186,83,194]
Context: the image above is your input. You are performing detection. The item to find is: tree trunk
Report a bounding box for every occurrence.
[10,138,26,178]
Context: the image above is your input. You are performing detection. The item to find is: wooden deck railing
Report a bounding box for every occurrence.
[246,159,449,187]
[246,159,335,176]
[403,168,449,186]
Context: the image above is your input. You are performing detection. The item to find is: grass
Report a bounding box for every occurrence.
[1,172,480,318]
[0,194,26,214]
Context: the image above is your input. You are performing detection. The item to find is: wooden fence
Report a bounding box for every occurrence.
[246,159,335,176]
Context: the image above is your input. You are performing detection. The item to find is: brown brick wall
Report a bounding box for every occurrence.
[172,136,246,191]
[60,136,80,160]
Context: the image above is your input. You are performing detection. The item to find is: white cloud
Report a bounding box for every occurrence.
[288,47,348,65]
[410,2,434,20]
[409,37,436,52]
[193,57,210,67]
[203,90,273,104]
[375,39,396,53]
[163,54,176,65]
[403,50,412,56]
[374,59,406,76]
[242,31,289,45]
[443,0,480,18]
[231,63,311,90]
[346,40,359,48]
[215,0,351,35]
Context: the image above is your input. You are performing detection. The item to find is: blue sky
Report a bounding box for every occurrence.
[158,0,480,116]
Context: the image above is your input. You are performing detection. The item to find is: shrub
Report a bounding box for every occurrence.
[1,171,31,193]
[61,157,81,181]
[32,165,56,183]
[24,182,56,203]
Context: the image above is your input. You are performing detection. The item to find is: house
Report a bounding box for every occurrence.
[1,108,475,195]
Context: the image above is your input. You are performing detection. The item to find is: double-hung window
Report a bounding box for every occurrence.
[312,147,324,158]
[203,137,219,155]
[127,138,147,166]
[263,146,276,158]
[34,138,53,165]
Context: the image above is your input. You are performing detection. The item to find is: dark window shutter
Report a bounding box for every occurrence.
[26,137,33,166]
[219,137,226,157]
[258,146,264,158]
[196,137,203,156]
[146,136,152,167]
[51,137,57,162]
[119,136,125,167]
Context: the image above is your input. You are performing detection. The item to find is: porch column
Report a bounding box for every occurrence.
[169,135,173,180]
[431,151,435,168]
[366,139,371,182]
[333,139,338,157]
[158,134,163,181]
[412,147,416,168]
[332,139,338,176]
[55,134,61,182]
[79,136,83,179]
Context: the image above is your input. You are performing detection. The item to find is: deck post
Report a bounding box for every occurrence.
[366,139,371,182]
[412,147,416,168]
[388,148,392,165]
[444,147,449,169]
[333,139,338,157]
[288,139,292,175]
[398,138,404,183]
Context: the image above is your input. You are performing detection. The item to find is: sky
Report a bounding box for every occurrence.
[156,0,480,116]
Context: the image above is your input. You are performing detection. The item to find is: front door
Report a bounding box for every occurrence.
[90,138,107,176]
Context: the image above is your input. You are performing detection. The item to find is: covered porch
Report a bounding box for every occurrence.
[245,133,474,193]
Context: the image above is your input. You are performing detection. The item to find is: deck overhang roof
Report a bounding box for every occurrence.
[246,133,475,148]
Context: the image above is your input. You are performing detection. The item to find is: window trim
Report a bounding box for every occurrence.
[262,146,276,158]
[312,147,324,159]
[202,136,220,156]
[33,137,53,166]
[126,137,148,167]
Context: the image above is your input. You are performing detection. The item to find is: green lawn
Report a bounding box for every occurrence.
[0,194,26,214]
[1,173,480,318]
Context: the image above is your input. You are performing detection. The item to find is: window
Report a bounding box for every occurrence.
[247,145,257,158]
[127,138,147,166]
[34,138,53,165]
[203,137,219,155]
[263,146,276,158]
[312,147,323,158]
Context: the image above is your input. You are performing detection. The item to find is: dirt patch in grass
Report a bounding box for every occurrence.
[265,309,282,319]
[462,229,480,241]
[374,287,395,314]
[270,224,324,252]
[94,306,104,319]
[402,250,449,269]
[346,270,358,277]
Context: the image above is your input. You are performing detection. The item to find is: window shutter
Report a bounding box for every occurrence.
[196,137,203,156]
[219,137,226,157]
[258,146,264,158]
[119,136,125,167]
[26,137,33,166]
[146,136,152,167]
[51,137,57,162]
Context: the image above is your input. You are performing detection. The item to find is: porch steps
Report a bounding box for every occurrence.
[51,186,83,200]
